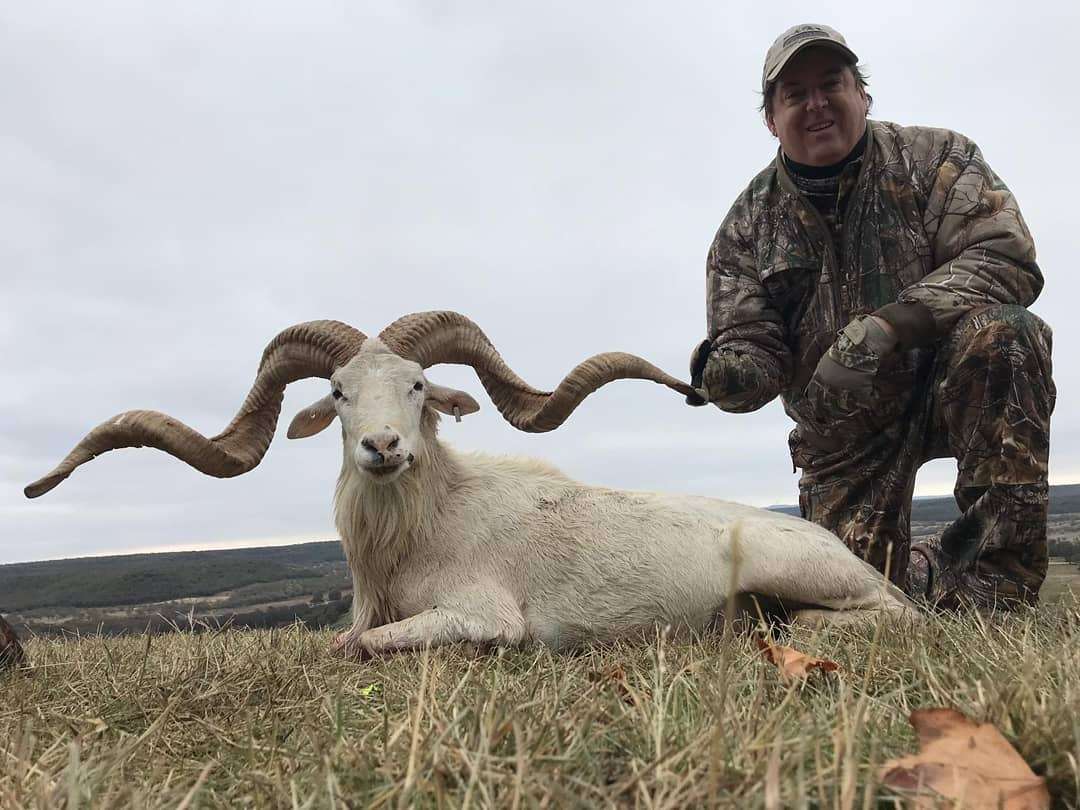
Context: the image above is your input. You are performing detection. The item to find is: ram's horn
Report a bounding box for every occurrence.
[24,321,366,498]
[378,311,696,433]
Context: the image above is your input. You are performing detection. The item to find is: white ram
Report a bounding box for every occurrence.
[26,312,917,655]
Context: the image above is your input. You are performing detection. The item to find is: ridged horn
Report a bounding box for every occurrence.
[24,320,366,498]
[378,311,695,433]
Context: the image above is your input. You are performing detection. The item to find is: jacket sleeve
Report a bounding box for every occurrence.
[894,135,1042,340]
[704,198,792,412]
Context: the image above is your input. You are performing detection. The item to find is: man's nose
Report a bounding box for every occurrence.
[360,430,400,463]
[806,88,829,111]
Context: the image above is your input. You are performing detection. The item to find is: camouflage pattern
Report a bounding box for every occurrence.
[0,614,25,672]
[794,305,1054,604]
[701,120,1052,606]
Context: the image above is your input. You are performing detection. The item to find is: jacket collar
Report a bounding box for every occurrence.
[774,119,876,196]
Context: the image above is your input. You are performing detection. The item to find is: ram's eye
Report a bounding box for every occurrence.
[413,381,424,392]
[332,389,343,400]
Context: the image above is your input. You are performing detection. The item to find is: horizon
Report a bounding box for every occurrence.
[8,480,1080,568]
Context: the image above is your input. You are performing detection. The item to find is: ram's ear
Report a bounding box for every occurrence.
[425,383,480,420]
[287,394,338,439]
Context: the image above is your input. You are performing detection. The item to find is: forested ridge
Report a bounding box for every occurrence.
[769,482,1080,521]
[0,542,345,612]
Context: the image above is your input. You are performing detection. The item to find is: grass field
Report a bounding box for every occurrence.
[3,597,1080,809]
[1040,559,1080,603]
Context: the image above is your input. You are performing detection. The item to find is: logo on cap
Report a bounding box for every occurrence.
[782,26,831,48]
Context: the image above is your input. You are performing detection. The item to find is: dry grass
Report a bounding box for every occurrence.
[2,601,1080,808]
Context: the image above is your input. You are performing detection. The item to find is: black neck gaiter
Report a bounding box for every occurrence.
[783,125,868,243]
[783,125,868,181]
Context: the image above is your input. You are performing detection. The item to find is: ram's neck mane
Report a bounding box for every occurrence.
[334,411,454,588]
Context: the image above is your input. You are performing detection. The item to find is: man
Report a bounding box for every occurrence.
[688,24,1054,609]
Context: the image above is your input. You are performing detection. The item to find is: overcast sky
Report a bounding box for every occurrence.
[3,1,1077,565]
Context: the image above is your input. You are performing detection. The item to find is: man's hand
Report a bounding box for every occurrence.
[686,339,713,405]
[810,315,898,396]
[686,339,753,407]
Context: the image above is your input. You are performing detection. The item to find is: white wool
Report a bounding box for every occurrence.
[324,351,917,656]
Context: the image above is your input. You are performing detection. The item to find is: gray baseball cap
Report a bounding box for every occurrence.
[762,24,858,94]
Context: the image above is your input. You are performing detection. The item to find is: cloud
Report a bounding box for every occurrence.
[3,0,1076,563]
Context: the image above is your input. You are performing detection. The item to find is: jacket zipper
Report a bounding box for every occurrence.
[803,200,843,334]
[775,123,875,334]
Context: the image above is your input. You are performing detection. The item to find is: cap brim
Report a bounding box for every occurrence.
[765,39,859,85]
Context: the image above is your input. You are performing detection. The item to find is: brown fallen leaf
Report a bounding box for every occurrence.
[880,707,1049,809]
[755,636,839,681]
[0,614,26,672]
[587,665,646,706]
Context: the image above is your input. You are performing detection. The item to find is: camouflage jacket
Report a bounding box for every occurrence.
[704,119,1042,438]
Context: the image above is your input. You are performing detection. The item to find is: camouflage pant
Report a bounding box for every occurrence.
[790,304,1055,608]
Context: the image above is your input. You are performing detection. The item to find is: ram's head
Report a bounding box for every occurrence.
[25,311,695,496]
[288,338,480,485]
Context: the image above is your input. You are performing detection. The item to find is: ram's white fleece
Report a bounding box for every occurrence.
[332,406,916,655]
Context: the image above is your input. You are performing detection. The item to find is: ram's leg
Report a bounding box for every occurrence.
[781,565,923,629]
[789,604,920,630]
[738,522,923,624]
[357,608,526,657]
[331,596,378,659]
[791,561,922,626]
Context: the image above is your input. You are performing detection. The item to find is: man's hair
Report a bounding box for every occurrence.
[759,62,873,119]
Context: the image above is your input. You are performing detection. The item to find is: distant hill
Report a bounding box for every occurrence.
[0,542,346,613]
[769,483,1080,522]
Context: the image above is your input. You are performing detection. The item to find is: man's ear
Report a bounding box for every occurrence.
[425,383,480,421]
[287,394,338,439]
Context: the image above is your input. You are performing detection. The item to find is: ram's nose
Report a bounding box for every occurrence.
[359,430,403,464]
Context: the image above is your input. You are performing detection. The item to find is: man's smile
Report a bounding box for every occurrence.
[807,121,834,132]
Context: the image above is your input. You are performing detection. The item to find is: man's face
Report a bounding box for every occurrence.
[766,47,868,166]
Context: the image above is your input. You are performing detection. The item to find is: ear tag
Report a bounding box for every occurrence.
[453,406,462,423]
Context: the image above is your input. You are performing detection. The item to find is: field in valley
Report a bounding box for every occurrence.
[2,542,353,638]
[2,599,1079,808]
[1041,559,1080,603]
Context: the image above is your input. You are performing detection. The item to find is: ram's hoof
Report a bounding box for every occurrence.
[0,615,27,672]
[331,629,372,661]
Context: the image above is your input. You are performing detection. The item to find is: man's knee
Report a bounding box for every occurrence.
[938,304,1055,488]
[949,304,1053,361]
